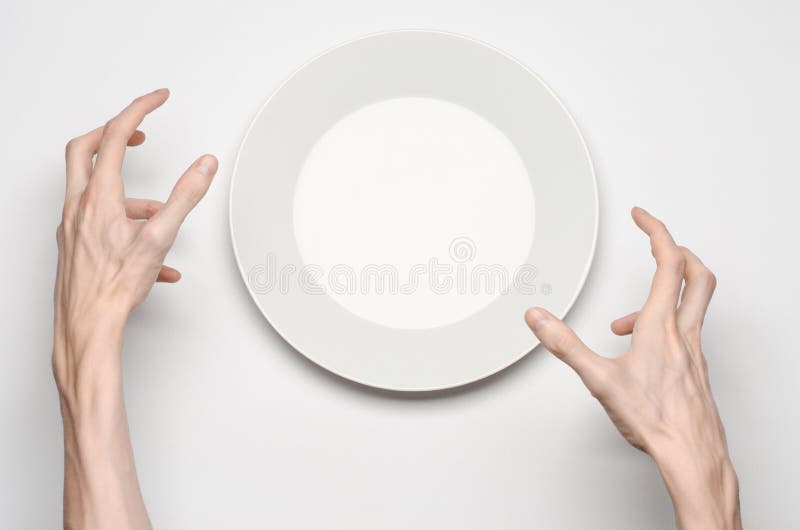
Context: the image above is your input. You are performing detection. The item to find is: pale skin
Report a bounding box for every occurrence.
[54,89,740,529]
[525,211,742,530]
[54,89,217,529]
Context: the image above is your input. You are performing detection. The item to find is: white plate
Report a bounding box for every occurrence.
[230,31,598,391]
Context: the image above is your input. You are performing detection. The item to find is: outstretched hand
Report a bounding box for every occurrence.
[53,89,216,530]
[56,88,216,315]
[525,207,741,530]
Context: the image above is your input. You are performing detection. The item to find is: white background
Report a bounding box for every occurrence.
[1,0,798,528]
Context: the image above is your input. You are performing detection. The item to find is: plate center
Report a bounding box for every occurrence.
[293,97,535,330]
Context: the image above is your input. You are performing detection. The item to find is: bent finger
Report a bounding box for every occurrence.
[125,198,164,220]
[610,311,640,336]
[677,247,716,334]
[127,130,146,146]
[157,265,181,283]
[94,89,169,187]
[632,207,685,314]
[65,128,145,203]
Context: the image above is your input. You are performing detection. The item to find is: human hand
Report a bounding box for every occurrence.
[525,207,741,530]
[54,89,216,392]
[53,89,216,530]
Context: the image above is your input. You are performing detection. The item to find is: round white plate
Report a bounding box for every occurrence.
[230,31,598,391]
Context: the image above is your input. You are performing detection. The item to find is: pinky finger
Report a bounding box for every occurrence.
[128,130,146,146]
[157,265,181,283]
[126,198,164,220]
[610,311,639,336]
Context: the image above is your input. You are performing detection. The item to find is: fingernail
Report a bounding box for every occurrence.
[196,155,216,177]
[635,206,649,215]
[152,88,169,95]
[525,307,549,331]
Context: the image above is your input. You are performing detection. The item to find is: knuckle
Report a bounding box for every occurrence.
[103,118,120,137]
[64,137,85,158]
[139,223,168,249]
[661,249,685,271]
[690,263,716,289]
[132,93,151,105]
[64,138,77,156]
[649,219,669,235]
[704,269,717,289]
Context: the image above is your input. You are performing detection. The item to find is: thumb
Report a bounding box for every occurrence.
[152,154,218,242]
[525,307,608,391]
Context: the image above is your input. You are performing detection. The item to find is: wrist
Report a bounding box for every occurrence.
[53,304,128,413]
[63,299,129,355]
[650,440,741,530]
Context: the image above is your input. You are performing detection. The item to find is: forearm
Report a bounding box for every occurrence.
[55,319,151,530]
[651,441,742,530]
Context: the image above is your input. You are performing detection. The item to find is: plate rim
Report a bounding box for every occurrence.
[229,29,599,392]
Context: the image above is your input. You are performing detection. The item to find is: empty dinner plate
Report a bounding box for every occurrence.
[230,30,597,391]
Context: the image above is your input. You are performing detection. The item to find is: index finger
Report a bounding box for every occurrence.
[632,207,685,314]
[93,89,170,187]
